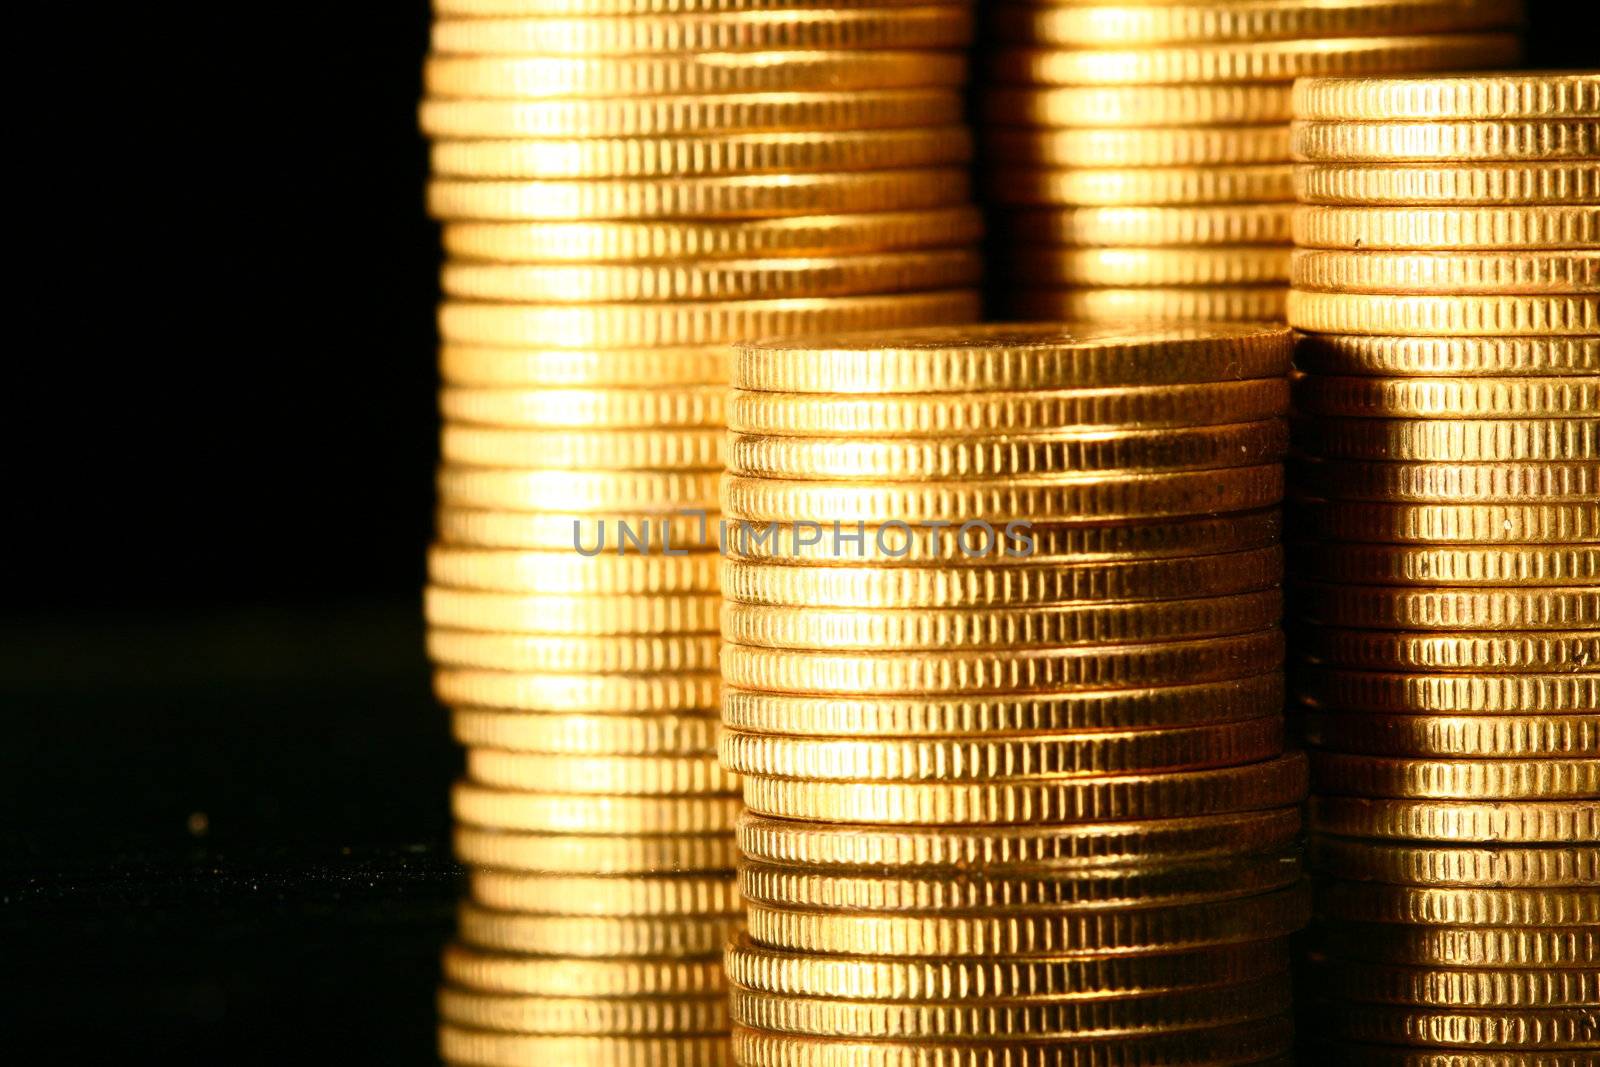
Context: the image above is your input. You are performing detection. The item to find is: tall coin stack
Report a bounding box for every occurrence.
[979,0,1524,325]
[719,325,1310,1067]
[1286,71,1600,1062]
[420,2,984,1063]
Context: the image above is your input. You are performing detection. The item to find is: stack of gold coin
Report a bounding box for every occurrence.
[980,0,1524,324]
[720,324,1309,1065]
[421,2,983,1063]
[1287,70,1600,1062]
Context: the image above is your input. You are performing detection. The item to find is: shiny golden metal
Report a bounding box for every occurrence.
[735,807,1303,869]
[722,675,1287,737]
[739,751,1308,824]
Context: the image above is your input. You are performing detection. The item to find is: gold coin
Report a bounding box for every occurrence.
[430,8,974,55]
[437,468,719,512]
[721,720,1283,781]
[1292,375,1599,419]
[442,943,727,996]
[730,1020,1294,1067]
[1311,958,1600,1010]
[743,884,1309,957]
[991,0,1521,47]
[728,380,1289,435]
[441,385,724,429]
[424,50,967,102]
[722,675,1286,736]
[421,90,964,139]
[722,548,1284,607]
[736,806,1303,869]
[722,511,1282,567]
[740,752,1308,824]
[1316,882,1600,927]
[1292,500,1600,545]
[1009,286,1287,324]
[1314,920,1600,969]
[440,248,980,301]
[437,988,727,1037]
[1310,752,1600,800]
[1321,1003,1600,1050]
[725,934,1290,1001]
[1295,668,1597,716]
[1292,543,1600,586]
[1298,628,1599,672]
[439,345,727,388]
[985,126,1290,168]
[428,168,971,222]
[469,870,739,917]
[435,509,716,552]
[994,205,1292,248]
[1307,837,1600,888]
[425,588,720,635]
[986,34,1521,87]
[721,467,1284,524]
[432,128,972,180]
[734,322,1291,393]
[435,668,719,713]
[432,631,720,673]
[723,630,1283,695]
[1296,417,1600,462]
[441,208,984,263]
[438,289,980,347]
[438,1027,730,1067]
[1296,458,1600,504]
[1293,160,1600,205]
[1294,72,1600,121]
[453,826,739,874]
[721,592,1283,650]
[1289,292,1600,336]
[452,781,740,833]
[1293,205,1600,251]
[1293,584,1600,630]
[1308,797,1600,843]
[736,852,1298,912]
[1292,118,1600,162]
[980,84,1293,128]
[441,426,726,470]
[431,546,719,594]
[728,424,1288,481]
[1006,247,1290,287]
[1302,712,1600,758]
[457,904,742,958]
[729,978,1291,1040]
[987,165,1293,207]
[465,748,736,795]
[453,709,721,757]
[1293,334,1600,377]
[1292,250,1600,295]
[434,0,951,16]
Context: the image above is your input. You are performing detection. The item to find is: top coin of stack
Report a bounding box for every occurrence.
[1286,70,1600,1062]
[719,324,1309,1067]
[980,0,1524,324]
[421,2,983,1064]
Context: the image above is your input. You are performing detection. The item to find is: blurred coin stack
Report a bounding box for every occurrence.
[719,324,1310,1066]
[1286,71,1600,1062]
[980,0,1524,325]
[420,1,983,1063]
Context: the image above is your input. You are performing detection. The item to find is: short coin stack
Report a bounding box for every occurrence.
[421,1,983,1063]
[719,324,1310,1066]
[979,0,1524,324]
[1286,71,1600,1061]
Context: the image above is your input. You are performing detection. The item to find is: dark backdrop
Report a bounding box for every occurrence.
[4,3,1591,1063]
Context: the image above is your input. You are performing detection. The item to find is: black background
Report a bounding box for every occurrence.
[4,3,1592,1062]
